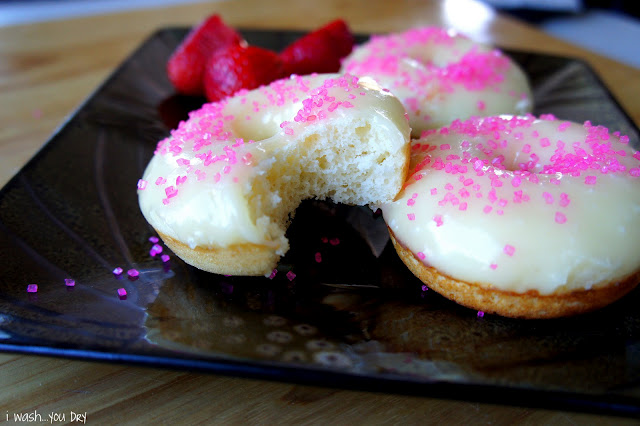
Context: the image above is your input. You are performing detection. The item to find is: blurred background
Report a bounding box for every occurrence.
[0,0,638,68]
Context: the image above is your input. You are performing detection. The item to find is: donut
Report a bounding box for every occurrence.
[380,114,640,318]
[341,27,533,137]
[138,73,411,276]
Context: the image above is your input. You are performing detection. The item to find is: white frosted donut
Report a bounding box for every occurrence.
[342,27,533,137]
[138,73,410,276]
[381,114,640,318]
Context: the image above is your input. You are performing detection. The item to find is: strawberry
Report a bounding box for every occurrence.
[280,19,355,76]
[203,44,285,102]
[167,14,244,96]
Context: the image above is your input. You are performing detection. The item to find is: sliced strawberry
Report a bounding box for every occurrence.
[167,14,244,96]
[280,19,355,76]
[203,45,285,102]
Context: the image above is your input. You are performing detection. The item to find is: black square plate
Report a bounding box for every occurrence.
[1,29,640,417]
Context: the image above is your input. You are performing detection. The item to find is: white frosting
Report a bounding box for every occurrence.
[381,115,640,294]
[138,73,410,255]
[342,27,533,136]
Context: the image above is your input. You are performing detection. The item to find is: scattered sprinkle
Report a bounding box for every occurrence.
[150,244,163,257]
[64,279,75,287]
[112,267,123,276]
[27,284,38,293]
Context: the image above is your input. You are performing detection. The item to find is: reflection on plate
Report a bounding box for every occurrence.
[1,29,640,417]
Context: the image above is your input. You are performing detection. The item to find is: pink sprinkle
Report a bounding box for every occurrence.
[477,311,485,318]
[268,269,278,280]
[176,175,187,186]
[285,128,294,135]
[407,213,416,221]
[417,252,426,260]
[511,177,521,187]
[522,144,531,154]
[490,263,498,270]
[161,254,170,263]
[477,100,486,111]
[483,205,492,214]
[155,177,166,185]
[407,199,415,206]
[504,244,515,256]
[430,188,438,195]
[165,186,178,198]
[459,202,468,211]
[585,175,597,185]
[64,278,75,287]
[127,269,139,278]
[286,271,296,281]
[113,267,123,276]
[329,238,340,246]
[117,288,127,298]
[149,236,159,243]
[315,252,322,263]
[150,244,163,256]
[555,211,567,224]
[27,284,38,293]
[440,144,451,151]
[137,179,147,190]
[433,215,444,227]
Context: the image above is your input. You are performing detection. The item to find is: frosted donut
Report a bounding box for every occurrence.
[380,114,640,318]
[138,73,410,276]
[341,27,533,137]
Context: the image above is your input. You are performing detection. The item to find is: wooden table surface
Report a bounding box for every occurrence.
[1,0,639,423]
